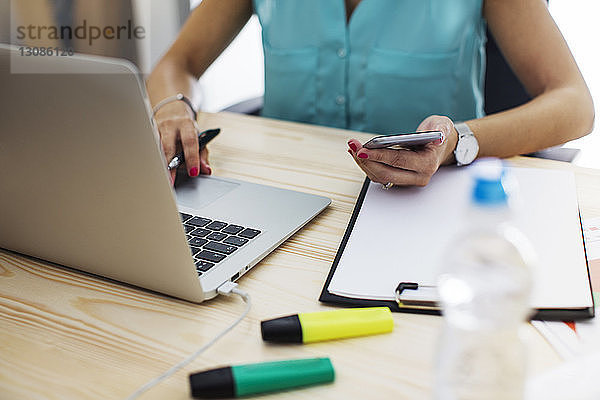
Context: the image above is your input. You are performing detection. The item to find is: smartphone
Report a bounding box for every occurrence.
[363,130,443,150]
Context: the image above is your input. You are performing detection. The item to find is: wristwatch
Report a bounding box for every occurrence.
[453,122,479,166]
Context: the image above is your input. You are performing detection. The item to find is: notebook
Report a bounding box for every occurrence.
[319,165,594,321]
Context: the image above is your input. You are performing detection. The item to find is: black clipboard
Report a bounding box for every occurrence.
[319,178,595,321]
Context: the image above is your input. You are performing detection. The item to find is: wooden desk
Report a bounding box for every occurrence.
[1,112,599,399]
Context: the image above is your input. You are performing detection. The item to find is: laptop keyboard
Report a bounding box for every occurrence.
[179,212,261,276]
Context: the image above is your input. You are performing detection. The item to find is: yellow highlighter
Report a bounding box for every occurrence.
[261,307,393,343]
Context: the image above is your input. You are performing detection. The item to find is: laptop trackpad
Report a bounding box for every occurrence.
[175,176,239,210]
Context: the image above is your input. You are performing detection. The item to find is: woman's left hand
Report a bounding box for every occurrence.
[348,115,458,187]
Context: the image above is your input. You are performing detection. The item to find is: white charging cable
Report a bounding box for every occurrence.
[125,282,251,400]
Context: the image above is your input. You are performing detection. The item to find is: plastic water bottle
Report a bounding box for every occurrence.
[434,159,535,400]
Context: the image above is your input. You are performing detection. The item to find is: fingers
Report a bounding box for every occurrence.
[347,135,445,187]
[158,120,178,186]
[415,115,455,148]
[362,157,430,186]
[169,168,177,186]
[348,138,363,153]
[348,145,430,186]
[159,120,178,163]
[355,140,442,175]
[357,146,438,174]
[199,146,212,175]
[417,114,451,133]
[415,115,458,165]
[180,120,200,177]
[157,115,214,185]
[347,146,379,181]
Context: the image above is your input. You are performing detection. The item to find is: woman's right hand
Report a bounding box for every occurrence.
[154,101,212,185]
[146,0,254,184]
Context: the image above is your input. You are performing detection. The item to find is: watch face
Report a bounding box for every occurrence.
[455,135,479,165]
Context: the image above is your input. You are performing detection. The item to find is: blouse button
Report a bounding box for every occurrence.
[336,95,346,105]
[337,48,347,58]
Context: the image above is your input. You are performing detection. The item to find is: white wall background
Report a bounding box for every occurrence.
[195,15,263,112]
[132,0,189,75]
[549,0,600,169]
[133,0,263,111]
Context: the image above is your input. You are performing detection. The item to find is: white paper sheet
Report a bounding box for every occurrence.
[328,166,592,311]
[532,216,600,359]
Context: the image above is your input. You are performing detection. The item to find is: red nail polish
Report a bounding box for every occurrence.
[189,167,199,177]
[349,142,358,152]
[358,152,368,159]
[207,167,212,175]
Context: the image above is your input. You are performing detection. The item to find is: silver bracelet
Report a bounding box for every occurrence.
[151,93,197,121]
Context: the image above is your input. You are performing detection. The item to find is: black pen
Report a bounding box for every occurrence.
[167,128,220,170]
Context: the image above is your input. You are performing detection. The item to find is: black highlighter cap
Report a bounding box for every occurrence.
[260,314,303,343]
[189,366,235,398]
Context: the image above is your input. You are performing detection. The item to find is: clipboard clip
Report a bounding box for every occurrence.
[395,282,440,309]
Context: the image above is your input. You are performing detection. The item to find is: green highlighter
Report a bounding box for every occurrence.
[189,358,335,398]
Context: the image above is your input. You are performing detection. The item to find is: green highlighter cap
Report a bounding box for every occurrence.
[189,357,334,398]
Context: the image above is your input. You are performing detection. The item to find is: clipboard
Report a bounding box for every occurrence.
[319,167,595,321]
[319,179,435,314]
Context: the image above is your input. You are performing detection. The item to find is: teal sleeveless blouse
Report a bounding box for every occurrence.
[253,0,486,134]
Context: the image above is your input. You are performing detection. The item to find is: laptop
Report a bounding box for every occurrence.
[0,44,331,302]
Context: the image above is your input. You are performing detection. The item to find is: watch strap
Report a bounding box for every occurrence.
[454,121,473,139]
[453,122,479,166]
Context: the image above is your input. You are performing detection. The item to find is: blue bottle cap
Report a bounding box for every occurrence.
[471,158,508,206]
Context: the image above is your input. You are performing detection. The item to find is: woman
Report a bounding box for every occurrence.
[147,0,594,187]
